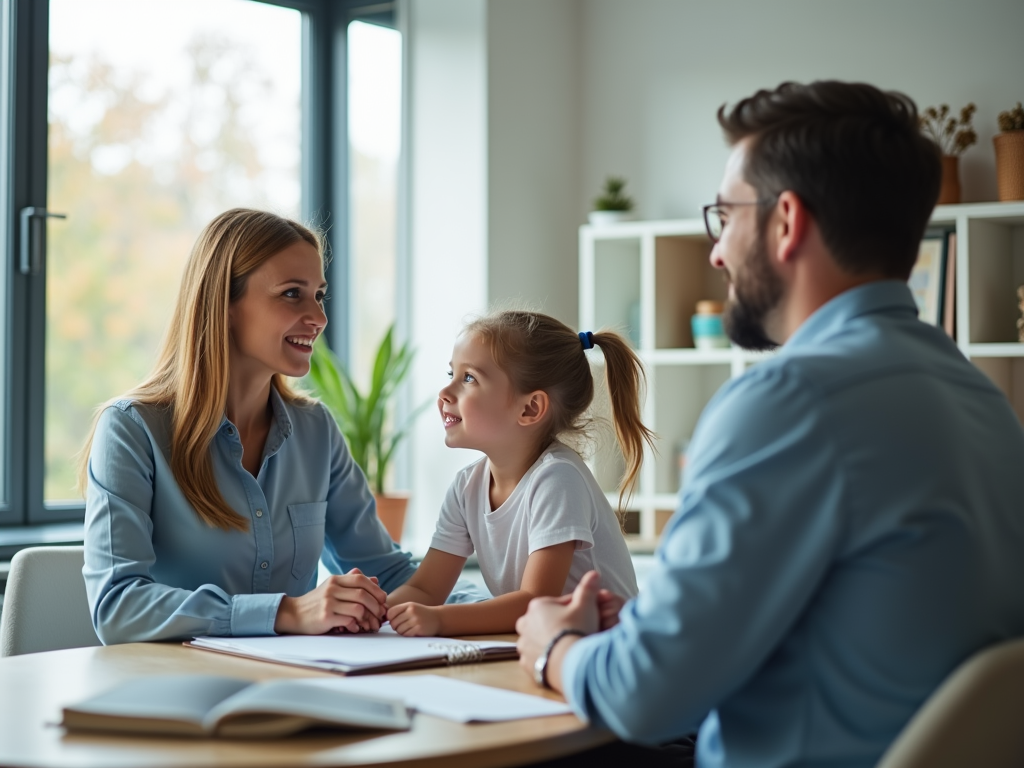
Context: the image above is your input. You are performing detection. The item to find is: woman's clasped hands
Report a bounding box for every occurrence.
[274,568,388,635]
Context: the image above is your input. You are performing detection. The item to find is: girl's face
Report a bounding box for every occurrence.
[228,240,328,383]
[438,332,521,453]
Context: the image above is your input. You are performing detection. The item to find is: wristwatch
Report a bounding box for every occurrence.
[533,628,587,688]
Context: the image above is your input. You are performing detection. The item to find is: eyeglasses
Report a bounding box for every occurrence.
[701,197,778,243]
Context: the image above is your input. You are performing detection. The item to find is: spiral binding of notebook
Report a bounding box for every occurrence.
[428,642,485,664]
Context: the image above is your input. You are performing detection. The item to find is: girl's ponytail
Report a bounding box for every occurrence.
[591,331,656,508]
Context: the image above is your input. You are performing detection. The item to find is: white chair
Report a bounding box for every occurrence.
[876,637,1024,768]
[0,545,101,656]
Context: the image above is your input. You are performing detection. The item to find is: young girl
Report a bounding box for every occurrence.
[386,311,655,636]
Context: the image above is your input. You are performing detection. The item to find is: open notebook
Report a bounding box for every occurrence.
[187,625,518,675]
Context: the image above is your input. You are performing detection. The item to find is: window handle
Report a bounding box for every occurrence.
[19,206,67,275]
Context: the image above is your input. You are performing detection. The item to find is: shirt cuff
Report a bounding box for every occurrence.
[230,592,285,636]
[560,631,600,724]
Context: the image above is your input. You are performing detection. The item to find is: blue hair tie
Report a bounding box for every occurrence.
[579,331,594,350]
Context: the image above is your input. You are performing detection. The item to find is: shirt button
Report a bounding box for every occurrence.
[226,427,234,435]
[260,562,268,569]
[256,509,263,518]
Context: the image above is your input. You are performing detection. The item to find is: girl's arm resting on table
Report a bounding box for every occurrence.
[386,548,467,607]
[388,540,576,636]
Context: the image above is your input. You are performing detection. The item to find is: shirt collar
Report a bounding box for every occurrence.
[264,385,294,455]
[781,280,918,353]
[217,384,295,457]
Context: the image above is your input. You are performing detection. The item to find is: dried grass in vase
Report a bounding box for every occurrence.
[920,103,978,156]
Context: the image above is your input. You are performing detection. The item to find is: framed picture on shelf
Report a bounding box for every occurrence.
[909,229,952,326]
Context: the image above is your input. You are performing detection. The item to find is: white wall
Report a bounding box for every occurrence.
[487,0,583,327]
[403,0,582,552]
[579,0,1024,220]
[404,0,489,550]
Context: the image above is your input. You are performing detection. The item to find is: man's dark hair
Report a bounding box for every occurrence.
[718,81,941,279]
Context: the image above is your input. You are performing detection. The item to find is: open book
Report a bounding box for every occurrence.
[61,675,410,738]
[187,625,518,675]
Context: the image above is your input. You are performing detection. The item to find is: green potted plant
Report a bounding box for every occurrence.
[919,103,977,204]
[589,176,635,225]
[306,325,427,542]
[994,102,1024,202]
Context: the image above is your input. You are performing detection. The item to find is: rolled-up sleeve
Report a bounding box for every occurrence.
[84,406,283,643]
[561,370,843,744]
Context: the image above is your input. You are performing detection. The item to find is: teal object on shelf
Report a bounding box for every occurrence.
[691,302,730,349]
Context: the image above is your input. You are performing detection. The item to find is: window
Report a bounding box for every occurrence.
[45,0,302,504]
[1,0,392,540]
[347,19,401,384]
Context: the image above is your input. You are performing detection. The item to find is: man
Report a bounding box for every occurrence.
[517,81,1024,768]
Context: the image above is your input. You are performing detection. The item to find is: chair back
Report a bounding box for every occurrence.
[0,545,101,656]
[877,637,1024,768]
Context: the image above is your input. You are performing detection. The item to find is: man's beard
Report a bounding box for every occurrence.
[723,229,783,351]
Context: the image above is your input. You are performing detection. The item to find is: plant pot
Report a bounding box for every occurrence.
[938,155,961,205]
[588,210,634,226]
[993,131,1024,202]
[374,493,408,543]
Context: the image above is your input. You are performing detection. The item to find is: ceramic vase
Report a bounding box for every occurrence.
[588,210,634,226]
[938,155,961,205]
[374,493,408,543]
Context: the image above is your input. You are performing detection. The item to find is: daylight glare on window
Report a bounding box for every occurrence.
[45,0,301,502]
[348,20,402,387]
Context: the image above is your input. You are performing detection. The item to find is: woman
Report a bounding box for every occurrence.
[80,208,415,644]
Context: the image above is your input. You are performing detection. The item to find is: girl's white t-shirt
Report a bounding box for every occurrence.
[430,441,639,599]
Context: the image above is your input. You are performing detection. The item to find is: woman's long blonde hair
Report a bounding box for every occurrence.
[78,208,323,531]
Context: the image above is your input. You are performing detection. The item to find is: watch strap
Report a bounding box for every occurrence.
[535,628,587,688]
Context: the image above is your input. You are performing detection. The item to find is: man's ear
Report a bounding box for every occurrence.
[518,390,549,427]
[772,190,810,265]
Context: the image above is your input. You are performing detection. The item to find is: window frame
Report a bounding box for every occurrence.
[0,0,394,547]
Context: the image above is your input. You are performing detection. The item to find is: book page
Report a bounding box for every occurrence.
[62,676,252,734]
[208,679,410,736]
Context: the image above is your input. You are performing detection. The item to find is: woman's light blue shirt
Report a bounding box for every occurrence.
[83,387,416,644]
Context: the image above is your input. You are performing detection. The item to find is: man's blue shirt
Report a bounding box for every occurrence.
[562,280,1024,767]
[84,387,416,644]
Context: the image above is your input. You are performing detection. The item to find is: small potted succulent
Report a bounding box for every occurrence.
[994,102,1024,202]
[306,325,427,542]
[589,176,635,225]
[920,103,977,205]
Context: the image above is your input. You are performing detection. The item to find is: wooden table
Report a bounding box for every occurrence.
[0,640,613,768]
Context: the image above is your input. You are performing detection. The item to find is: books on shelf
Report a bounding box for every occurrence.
[186,625,518,675]
[910,227,957,336]
[61,675,410,738]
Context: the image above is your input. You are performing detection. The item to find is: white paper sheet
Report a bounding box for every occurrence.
[190,625,516,672]
[306,674,573,722]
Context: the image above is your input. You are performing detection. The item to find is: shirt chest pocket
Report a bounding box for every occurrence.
[288,502,328,581]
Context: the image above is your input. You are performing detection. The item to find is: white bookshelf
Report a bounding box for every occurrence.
[580,201,1024,551]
